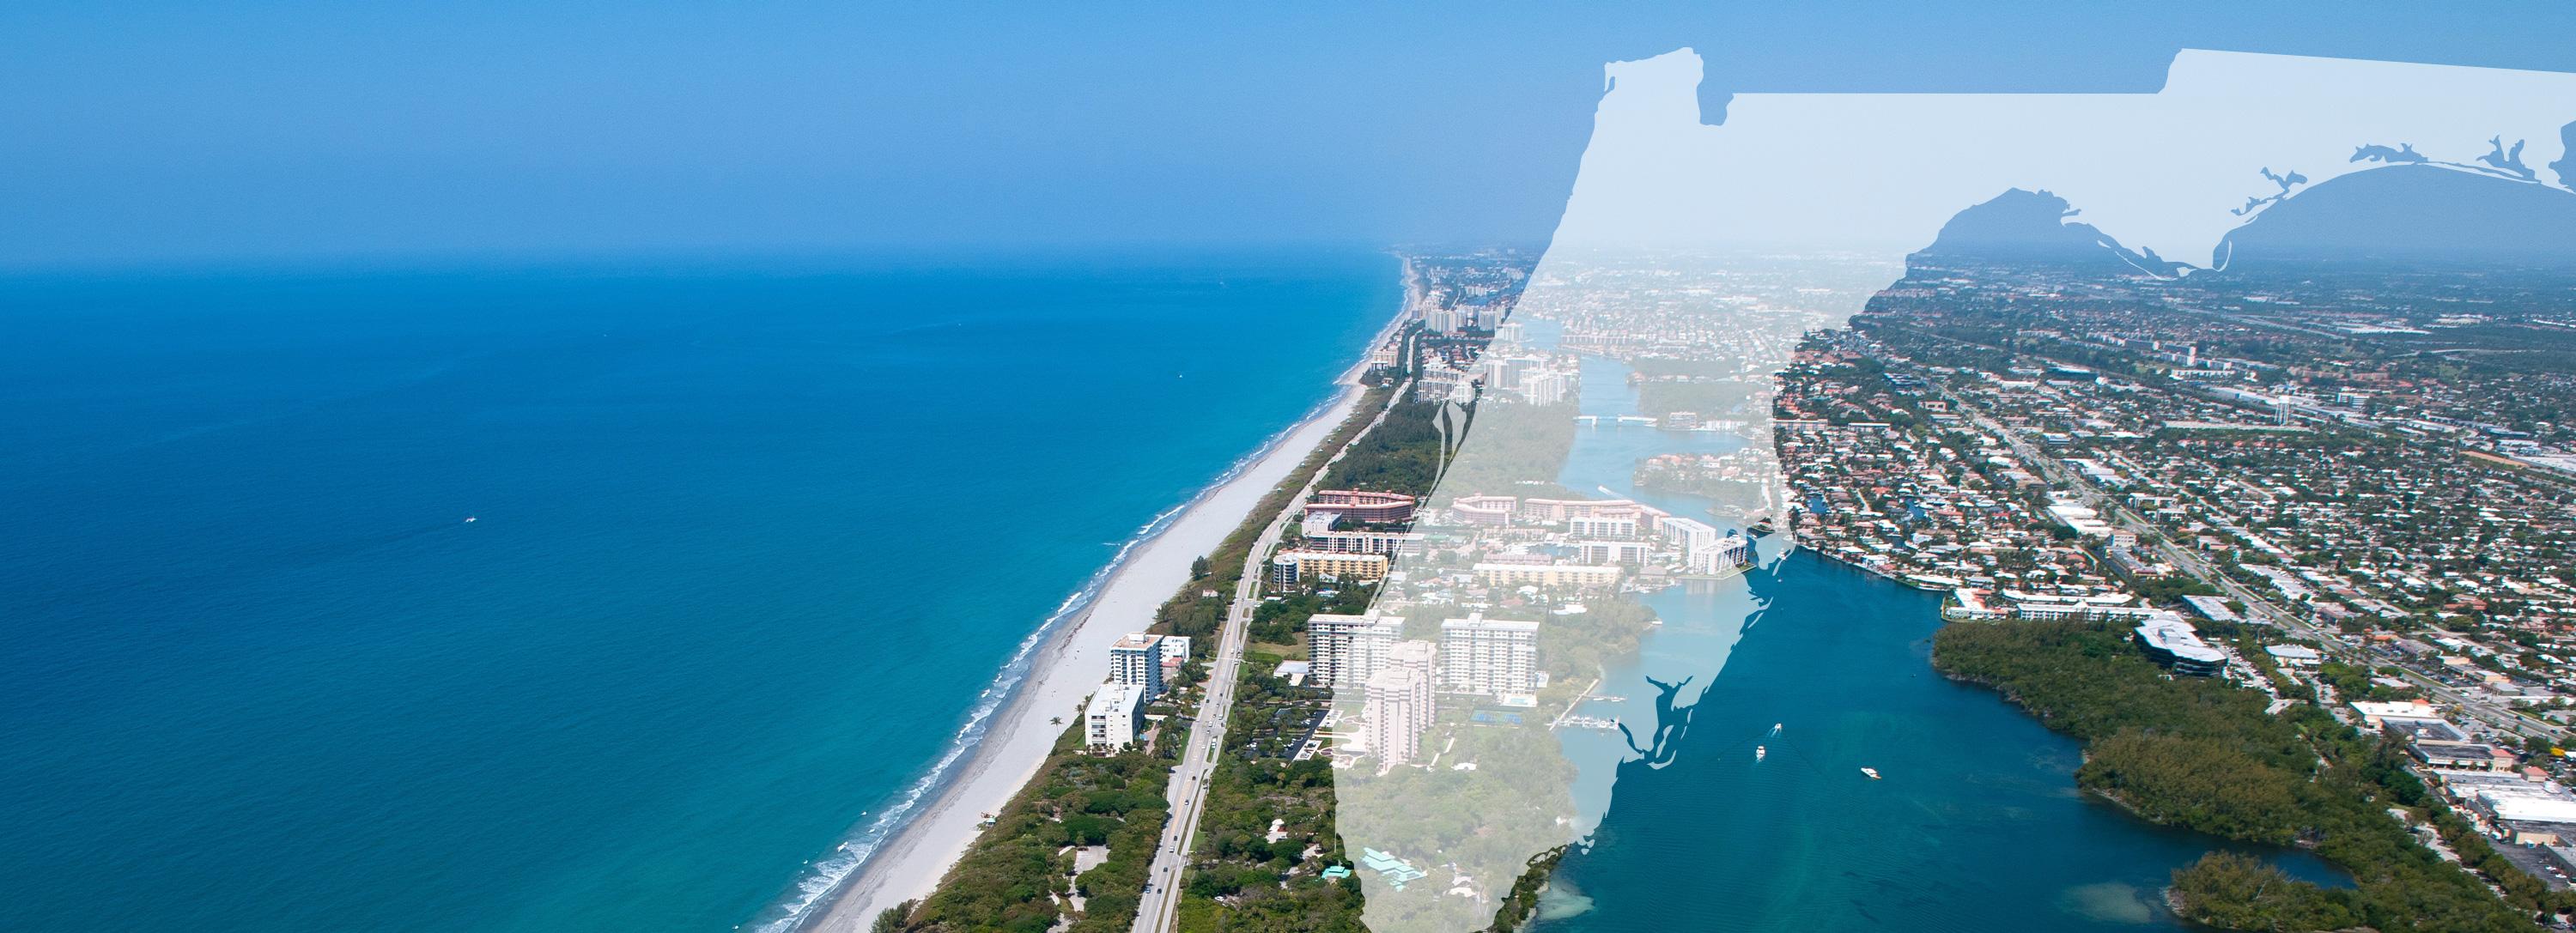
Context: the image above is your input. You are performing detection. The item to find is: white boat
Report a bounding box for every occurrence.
[1860,766,1881,779]
[1753,745,1766,761]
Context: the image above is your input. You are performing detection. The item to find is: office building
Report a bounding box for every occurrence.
[2133,615,2225,676]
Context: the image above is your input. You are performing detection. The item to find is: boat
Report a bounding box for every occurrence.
[464,516,478,524]
[1860,767,1881,779]
[1754,745,1766,761]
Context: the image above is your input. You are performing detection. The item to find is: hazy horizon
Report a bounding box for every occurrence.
[6,3,2576,269]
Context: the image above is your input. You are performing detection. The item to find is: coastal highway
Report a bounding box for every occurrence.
[1131,382,1407,933]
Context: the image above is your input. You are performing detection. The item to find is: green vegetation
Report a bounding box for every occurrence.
[1322,398,1446,494]
[1435,400,1578,497]
[1479,845,1569,933]
[1250,585,1376,645]
[881,726,1173,933]
[1171,732,1363,933]
[1935,620,2563,932]
[2317,660,2420,703]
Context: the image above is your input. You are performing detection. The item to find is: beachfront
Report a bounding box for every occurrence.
[799,317,1398,933]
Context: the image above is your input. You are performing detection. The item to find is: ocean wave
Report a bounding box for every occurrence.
[750,387,1348,933]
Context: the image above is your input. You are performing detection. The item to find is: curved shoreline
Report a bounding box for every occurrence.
[781,308,1400,933]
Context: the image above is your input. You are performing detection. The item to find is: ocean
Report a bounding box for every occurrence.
[0,252,1394,932]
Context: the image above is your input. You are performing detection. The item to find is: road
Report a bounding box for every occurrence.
[1130,384,1407,933]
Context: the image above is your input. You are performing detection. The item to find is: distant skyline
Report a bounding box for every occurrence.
[3,3,2573,267]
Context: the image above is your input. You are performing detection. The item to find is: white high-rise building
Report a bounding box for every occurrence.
[1387,639,1437,695]
[1110,633,1166,701]
[1363,641,1437,768]
[1440,614,1540,698]
[1661,516,1721,554]
[1689,531,1752,575]
[1309,613,1405,690]
[1522,369,1571,406]
[1661,517,1749,574]
[1086,682,1145,750]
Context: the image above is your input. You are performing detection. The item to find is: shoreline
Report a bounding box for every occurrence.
[787,292,1406,933]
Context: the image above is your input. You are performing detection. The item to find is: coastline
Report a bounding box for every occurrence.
[789,300,1404,933]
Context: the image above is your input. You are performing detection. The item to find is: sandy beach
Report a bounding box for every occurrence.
[799,342,1384,932]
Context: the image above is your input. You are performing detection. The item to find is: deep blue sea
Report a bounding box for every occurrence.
[0,253,1394,932]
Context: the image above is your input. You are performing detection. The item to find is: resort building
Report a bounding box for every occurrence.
[1440,614,1540,697]
[1309,489,1417,524]
[1520,497,1643,524]
[1450,494,1517,526]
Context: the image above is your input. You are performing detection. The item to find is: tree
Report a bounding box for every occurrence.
[871,900,916,933]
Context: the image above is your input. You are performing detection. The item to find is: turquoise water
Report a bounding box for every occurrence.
[0,254,1394,932]
[1537,352,2343,931]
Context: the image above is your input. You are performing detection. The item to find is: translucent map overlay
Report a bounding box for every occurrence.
[1327,48,2576,933]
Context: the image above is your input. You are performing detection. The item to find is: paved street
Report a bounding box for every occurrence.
[1131,385,1406,933]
